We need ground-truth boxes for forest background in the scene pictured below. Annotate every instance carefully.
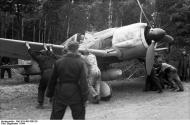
[0,0,190,78]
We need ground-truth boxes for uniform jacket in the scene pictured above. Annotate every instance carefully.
[28,49,59,72]
[46,52,89,104]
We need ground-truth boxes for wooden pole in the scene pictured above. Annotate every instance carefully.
[21,18,24,40]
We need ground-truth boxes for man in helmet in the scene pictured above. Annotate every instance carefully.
[25,42,59,109]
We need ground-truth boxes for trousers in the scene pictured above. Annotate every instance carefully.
[38,69,52,104]
[50,99,86,120]
[1,68,11,79]
[88,70,101,98]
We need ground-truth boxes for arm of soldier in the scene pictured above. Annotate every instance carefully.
[46,44,61,59]
[46,63,58,98]
[79,61,89,104]
[49,44,53,52]
[43,43,48,50]
[25,42,40,62]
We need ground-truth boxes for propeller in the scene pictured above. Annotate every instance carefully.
[146,40,155,75]
[161,35,174,53]
[145,28,174,75]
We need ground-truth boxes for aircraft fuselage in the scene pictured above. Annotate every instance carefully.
[112,23,148,60]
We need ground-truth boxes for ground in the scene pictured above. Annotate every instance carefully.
[0,73,190,120]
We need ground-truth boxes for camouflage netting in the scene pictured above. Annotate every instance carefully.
[110,59,146,79]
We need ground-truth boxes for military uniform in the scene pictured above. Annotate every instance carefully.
[28,49,59,106]
[178,53,189,81]
[162,63,184,91]
[82,53,101,103]
[145,63,163,93]
[0,57,12,79]
[151,63,163,92]
[46,52,89,120]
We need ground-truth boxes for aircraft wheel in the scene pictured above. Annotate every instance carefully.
[100,81,112,101]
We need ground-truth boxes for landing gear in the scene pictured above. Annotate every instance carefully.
[100,81,112,101]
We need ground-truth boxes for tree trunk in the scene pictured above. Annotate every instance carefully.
[39,19,41,42]
[108,0,113,28]
[33,24,36,42]
[44,15,47,42]
[21,18,24,40]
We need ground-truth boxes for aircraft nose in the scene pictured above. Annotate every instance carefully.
[149,28,166,41]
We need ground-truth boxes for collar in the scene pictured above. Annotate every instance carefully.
[65,52,81,58]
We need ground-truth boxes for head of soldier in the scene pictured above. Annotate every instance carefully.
[40,49,47,55]
[67,40,79,53]
[77,33,85,44]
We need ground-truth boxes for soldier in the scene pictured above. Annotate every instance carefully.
[178,49,189,81]
[46,41,89,120]
[144,55,163,93]
[25,42,59,109]
[0,56,12,79]
[161,63,184,92]
[82,52,101,104]
[154,55,184,92]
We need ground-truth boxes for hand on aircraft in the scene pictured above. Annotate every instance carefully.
[25,41,30,49]
[49,44,53,52]
[43,43,48,50]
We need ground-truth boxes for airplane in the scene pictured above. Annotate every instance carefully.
[0,23,173,84]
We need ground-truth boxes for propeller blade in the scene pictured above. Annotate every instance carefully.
[154,43,158,49]
[155,47,168,51]
[146,41,155,75]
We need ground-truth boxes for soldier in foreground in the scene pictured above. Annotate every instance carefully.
[46,41,89,120]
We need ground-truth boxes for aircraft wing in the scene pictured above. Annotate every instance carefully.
[0,64,32,69]
[0,38,65,60]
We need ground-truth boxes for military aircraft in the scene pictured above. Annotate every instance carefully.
[0,23,173,83]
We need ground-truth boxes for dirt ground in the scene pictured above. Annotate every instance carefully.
[0,74,190,120]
